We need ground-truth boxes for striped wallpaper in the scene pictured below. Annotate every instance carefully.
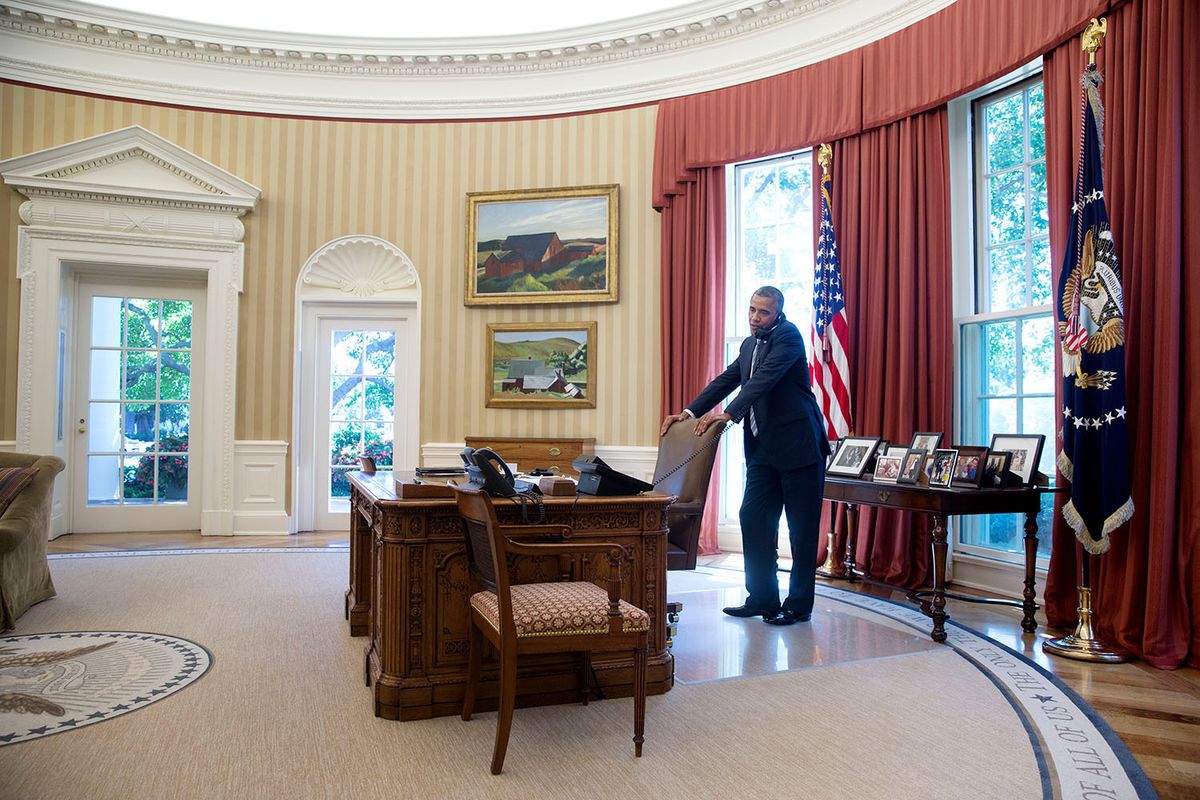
[0,83,663,451]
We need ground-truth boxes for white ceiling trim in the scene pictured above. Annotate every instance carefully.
[0,0,957,119]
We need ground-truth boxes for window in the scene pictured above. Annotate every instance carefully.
[958,75,1055,561]
[722,152,815,524]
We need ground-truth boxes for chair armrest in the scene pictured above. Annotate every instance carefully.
[669,502,704,517]
[496,524,573,539]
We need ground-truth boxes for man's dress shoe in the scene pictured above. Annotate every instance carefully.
[722,604,778,618]
[763,609,812,626]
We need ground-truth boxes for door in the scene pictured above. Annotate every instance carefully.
[313,319,408,531]
[72,281,205,532]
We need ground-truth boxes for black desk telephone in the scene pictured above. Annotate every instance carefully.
[460,447,544,522]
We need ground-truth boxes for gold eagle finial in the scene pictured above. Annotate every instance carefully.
[817,143,832,172]
[1082,17,1107,64]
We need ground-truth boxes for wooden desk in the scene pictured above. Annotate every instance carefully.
[347,471,675,721]
[823,476,1063,643]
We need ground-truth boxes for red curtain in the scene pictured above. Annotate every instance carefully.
[1042,0,1199,669]
[816,110,954,587]
[658,166,726,555]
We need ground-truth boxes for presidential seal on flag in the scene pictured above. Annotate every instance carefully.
[1056,62,1134,554]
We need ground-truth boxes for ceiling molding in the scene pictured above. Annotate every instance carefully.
[0,0,956,119]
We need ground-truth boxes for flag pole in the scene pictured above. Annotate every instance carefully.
[1042,17,1132,664]
[814,143,841,578]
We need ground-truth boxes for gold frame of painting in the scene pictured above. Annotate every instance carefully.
[485,321,598,409]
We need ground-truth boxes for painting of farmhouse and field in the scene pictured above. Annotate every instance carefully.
[486,322,596,408]
[466,185,618,305]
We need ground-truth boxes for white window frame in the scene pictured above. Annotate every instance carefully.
[949,59,1055,597]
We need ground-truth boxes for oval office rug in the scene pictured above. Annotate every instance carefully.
[0,631,211,746]
[0,550,1158,800]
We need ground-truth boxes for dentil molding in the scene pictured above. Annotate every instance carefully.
[0,0,956,119]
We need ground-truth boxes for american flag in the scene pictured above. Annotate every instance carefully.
[810,148,853,439]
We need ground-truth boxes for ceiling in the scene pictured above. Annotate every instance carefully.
[79,0,719,39]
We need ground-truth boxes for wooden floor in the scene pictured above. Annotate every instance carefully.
[45,532,1199,799]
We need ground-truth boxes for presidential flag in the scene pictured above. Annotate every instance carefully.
[810,144,853,440]
[1056,64,1133,554]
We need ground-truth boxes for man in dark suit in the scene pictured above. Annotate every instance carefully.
[660,286,830,625]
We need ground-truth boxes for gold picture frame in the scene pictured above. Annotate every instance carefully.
[465,184,619,306]
[486,322,597,409]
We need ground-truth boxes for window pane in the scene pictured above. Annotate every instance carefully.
[364,377,395,421]
[331,330,365,375]
[741,166,778,226]
[1022,396,1056,475]
[157,455,188,502]
[125,298,161,348]
[1021,316,1055,394]
[87,456,120,504]
[1030,237,1052,306]
[986,93,1025,172]
[122,454,155,503]
[988,243,1028,312]
[988,170,1026,244]
[776,222,809,280]
[330,422,363,465]
[124,351,157,400]
[123,403,156,452]
[985,321,1017,395]
[780,162,811,218]
[986,398,1017,441]
[330,377,363,420]
[331,467,352,499]
[363,423,394,467]
[88,402,122,452]
[160,353,191,401]
[159,404,190,452]
[91,297,123,347]
[161,300,193,349]
[1028,84,1045,161]
[742,226,776,282]
[1030,161,1048,236]
[90,350,122,401]
[361,331,396,375]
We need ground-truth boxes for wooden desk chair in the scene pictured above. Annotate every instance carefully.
[451,485,650,775]
[654,418,723,570]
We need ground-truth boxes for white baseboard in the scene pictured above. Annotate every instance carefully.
[948,552,1047,600]
[231,440,289,536]
[0,440,16,452]
[717,523,794,559]
[421,441,660,481]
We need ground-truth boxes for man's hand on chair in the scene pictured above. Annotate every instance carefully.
[659,412,690,437]
[693,411,731,436]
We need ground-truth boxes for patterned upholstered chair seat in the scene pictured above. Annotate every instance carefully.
[471,582,651,638]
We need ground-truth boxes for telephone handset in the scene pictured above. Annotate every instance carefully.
[460,447,544,522]
[754,310,786,340]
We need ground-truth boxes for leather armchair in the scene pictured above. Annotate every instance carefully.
[653,420,723,570]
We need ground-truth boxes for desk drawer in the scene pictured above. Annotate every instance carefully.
[465,436,595,476]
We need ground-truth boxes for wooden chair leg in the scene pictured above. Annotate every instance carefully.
[633,637,647,757]
[462,624,483,721]
[491,646,518,775]
[577,651,591,705]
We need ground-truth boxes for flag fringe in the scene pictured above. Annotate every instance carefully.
[1062,495,1134,555]
[1057,450,1074,482]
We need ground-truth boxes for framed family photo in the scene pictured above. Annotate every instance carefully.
[989,433,1046,487]
[873,453,903,483]
[983,451,1012,488]
[827,436,881,477]
[465,184,619,306]
[951,445,989,488]
[485,322,596,409]
[928,449,958,488]
[897,448,927,484]
[910,431,943,453]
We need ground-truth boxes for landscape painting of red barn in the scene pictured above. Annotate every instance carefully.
[486,322,597,408]
[466,185,618,305]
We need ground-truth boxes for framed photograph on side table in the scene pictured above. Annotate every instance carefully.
[827,437,882,478]
[910,431,943,453]
[928,449,958,488]
[989,434,1046,487]
[897,448,927,484]
[983,451,1012,488]
[873,453,903,482]
[950,445,989,488]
